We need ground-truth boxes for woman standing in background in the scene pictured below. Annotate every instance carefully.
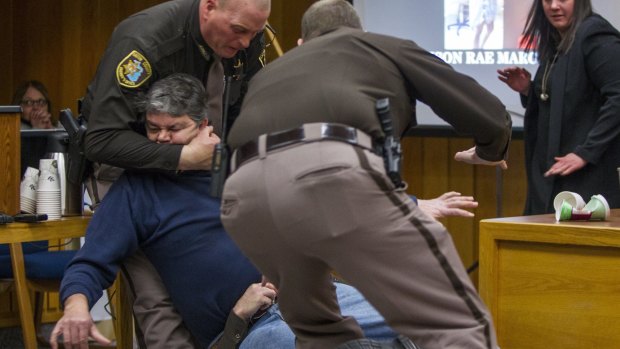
[498,0,620,214]
[12,80,55,129]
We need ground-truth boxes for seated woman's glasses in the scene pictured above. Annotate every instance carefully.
[21,99,48,107]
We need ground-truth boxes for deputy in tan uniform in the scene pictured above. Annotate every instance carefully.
[221,1,510,348]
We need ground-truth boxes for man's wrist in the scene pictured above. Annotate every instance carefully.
[232,303,255,321]
[63,293,89,312]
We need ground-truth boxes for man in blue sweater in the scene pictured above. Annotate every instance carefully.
[51,74,261,348]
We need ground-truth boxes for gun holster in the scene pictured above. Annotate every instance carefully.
[382,136,405,189]
[59,109,91,185]
[209,143,230,198]
[375,98,405,189]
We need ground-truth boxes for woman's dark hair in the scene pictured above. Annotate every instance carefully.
[521,0,593,61]
[11,80,52,113]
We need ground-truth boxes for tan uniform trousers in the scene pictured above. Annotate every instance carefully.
[221,140,498,349]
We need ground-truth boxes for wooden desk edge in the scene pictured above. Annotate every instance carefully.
[0,216,92,244]
[479,218,620,248]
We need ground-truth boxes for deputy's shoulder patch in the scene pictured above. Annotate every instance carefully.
[116,50,152,88]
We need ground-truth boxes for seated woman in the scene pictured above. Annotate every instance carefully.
[12,80,55,129]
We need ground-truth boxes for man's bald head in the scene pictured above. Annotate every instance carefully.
[219,0,271,12]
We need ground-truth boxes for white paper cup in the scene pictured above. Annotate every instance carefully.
[37,171,60,191]
[584,194,610,221]
[39,159,59,175]
[20,178,38,201]
[553,191,586,212]
[24,166,40,180]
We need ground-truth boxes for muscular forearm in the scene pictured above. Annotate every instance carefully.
[85,129,182,170]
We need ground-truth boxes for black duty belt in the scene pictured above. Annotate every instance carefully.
[231,123,376,172]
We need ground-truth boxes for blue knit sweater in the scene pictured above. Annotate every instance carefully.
[60,171,260,347]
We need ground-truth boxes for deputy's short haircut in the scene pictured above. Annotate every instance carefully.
[301,0,362,41]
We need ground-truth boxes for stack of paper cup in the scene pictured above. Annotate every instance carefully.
[20,167,39,214]
[36,159,61,220]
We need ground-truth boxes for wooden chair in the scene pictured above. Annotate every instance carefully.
[0,241,77,347]
[0,237,133,349]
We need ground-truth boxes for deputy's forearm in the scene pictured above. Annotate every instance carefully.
[85,128,182,170]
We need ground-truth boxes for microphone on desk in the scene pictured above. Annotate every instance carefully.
[0,213,49,223]
[13,213,48,223]
[0,213,14,224]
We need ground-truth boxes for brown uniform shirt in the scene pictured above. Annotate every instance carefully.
[230,27,511,162]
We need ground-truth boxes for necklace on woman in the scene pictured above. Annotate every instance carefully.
[540,53,559,102]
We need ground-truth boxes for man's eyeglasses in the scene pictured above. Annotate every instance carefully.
[21,99,48,107]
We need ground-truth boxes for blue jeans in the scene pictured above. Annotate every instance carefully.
[240,282,398,349]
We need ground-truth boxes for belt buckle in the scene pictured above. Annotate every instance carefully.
[321,123,357,145]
